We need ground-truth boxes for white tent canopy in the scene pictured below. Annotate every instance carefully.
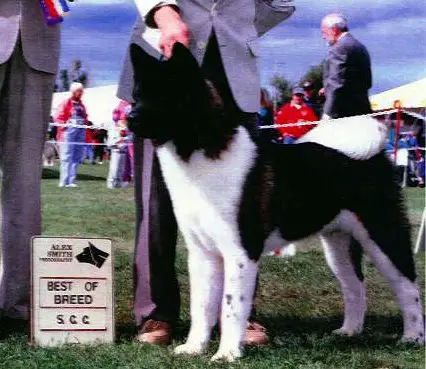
[51,84,121,127]
[53,79,426,124]
[370,78,426,111]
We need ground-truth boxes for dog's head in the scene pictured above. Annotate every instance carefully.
[128,43,236,160]
[128,43,211,140]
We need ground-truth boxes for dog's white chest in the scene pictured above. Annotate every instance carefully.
[156,127,257,253]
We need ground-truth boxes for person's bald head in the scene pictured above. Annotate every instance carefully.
[321,13,349,45]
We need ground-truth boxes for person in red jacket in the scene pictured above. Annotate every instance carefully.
[275,87,318,144]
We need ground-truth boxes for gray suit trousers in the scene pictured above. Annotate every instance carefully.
[0,40,55,319]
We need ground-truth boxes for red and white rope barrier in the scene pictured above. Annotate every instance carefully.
[258,109,398,130]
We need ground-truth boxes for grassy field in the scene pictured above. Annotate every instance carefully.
[0,164,425,369]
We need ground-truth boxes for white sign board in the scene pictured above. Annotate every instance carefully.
[31,237,114,346]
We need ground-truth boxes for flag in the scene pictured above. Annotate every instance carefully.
[39,0,71,26]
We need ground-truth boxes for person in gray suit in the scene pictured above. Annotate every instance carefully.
[117,0,295,345]
[320,13,372,304]
[0,1,60,327]
[321,13,372,119]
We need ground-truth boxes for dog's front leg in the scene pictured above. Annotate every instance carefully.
[174,246,223,356]
[211,251,258,362]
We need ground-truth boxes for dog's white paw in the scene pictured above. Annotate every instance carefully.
[400,333,425,345]
[210,348,242,363]
[332,327,361,337]
[174,342,206,356]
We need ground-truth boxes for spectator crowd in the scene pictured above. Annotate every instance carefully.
[43,12,425,192]
[50,83,134,189]
[46,75,425,191]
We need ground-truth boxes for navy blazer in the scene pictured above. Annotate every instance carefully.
[323,33,372,118]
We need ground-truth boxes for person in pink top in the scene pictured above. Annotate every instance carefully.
[108,100,132,188]
[114,100,134,185]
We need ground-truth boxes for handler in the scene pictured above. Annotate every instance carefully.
[0,1,60,328]
[118,0,295,345]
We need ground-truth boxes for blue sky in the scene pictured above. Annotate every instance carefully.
[60,0,426,94]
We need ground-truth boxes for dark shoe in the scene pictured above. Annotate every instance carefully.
[244,321,269,346]
[136,319,171,345]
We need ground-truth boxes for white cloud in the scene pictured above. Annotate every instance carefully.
[289,0,424,19]
[360,16,426,36]
[255,12,426,93]
[60,0,426,93]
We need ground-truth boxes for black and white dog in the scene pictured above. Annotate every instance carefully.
[128,43,424,362]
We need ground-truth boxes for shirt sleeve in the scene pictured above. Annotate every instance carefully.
[54,99,71,124]
[305,106,318,122]
[133,1,179,28]
[254,0,295,36]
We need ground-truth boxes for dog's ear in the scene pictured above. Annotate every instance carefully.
[169,43,209,96]
[169,43,201,75]
[130,43,162,78]
[170,42,198,66]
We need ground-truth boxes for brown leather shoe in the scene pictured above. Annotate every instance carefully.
[136,319,171,345]
[244,321,270,346]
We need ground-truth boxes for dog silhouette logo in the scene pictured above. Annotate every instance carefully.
[76,242,109,268]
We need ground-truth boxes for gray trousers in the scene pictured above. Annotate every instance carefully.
[133,114,258,326]
[132,33,259,326]
[0,40,55,319]
[107,148,127,188]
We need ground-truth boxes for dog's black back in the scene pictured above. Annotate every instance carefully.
[239,141,415,281]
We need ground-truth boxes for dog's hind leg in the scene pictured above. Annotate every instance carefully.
[211,250,258,362]
[320,232,367,336]
[174,247,223,356]
[348,211,425,344]
[358,239,424,344]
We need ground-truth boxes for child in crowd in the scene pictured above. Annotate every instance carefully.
[107,100,132,189]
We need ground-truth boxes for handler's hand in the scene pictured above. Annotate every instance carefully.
[153,6,190,58]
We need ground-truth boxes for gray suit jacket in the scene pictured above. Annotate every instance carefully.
[323,33,372,118]
[118,0,295,112]
[0,0,60,74]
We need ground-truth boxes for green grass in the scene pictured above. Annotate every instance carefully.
[1,164,425,369]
